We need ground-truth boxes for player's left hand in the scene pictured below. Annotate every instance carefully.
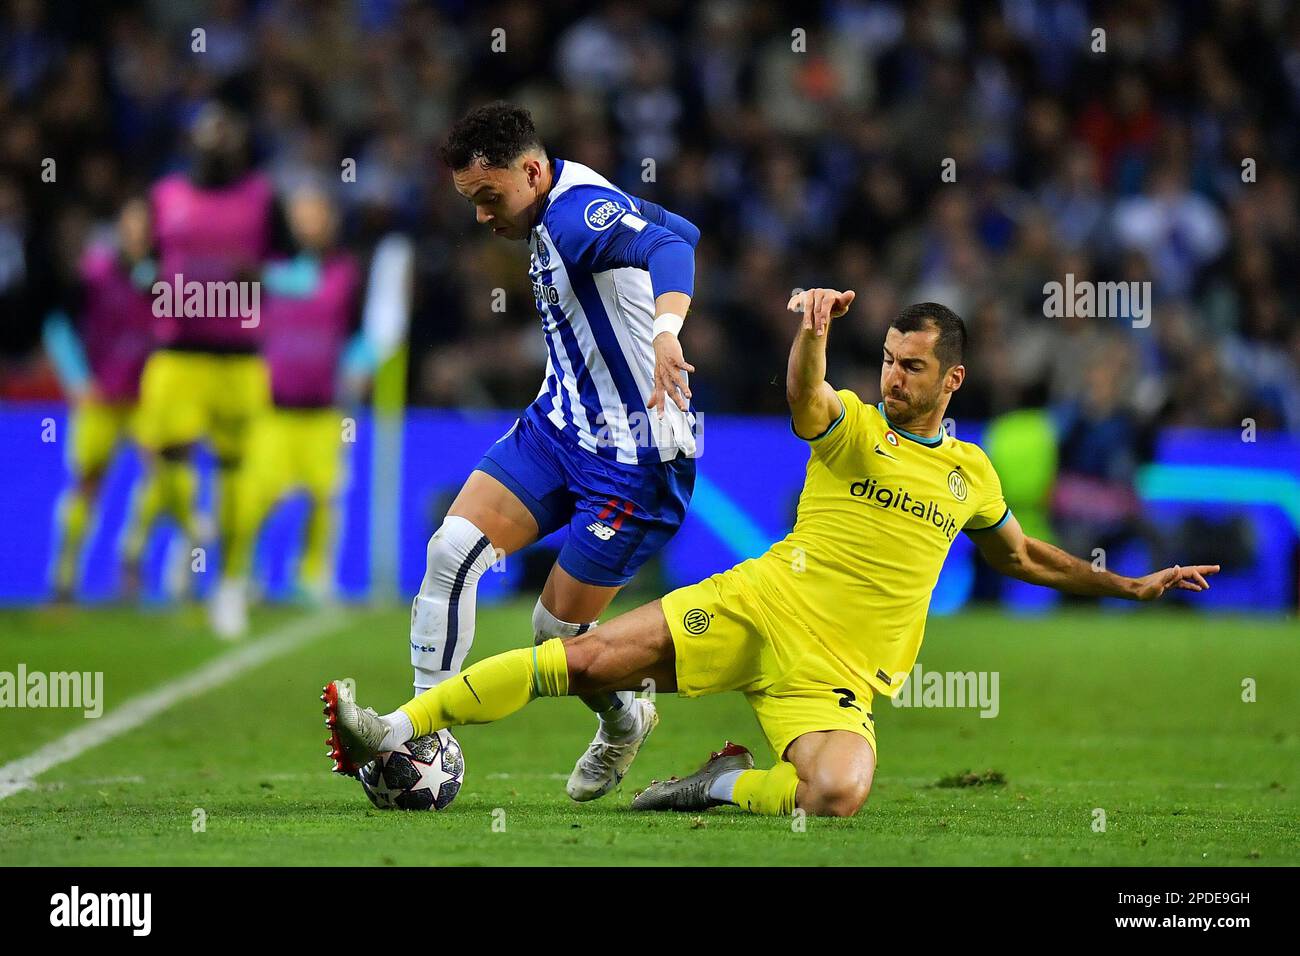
[1130,564,1221,600]
[649,332,695,417]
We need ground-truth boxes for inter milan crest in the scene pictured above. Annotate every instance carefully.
[683,608,711,634]
[947,469,968,501]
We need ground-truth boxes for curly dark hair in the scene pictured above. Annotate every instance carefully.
[438,101,544,170]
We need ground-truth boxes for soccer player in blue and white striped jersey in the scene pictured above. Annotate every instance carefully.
[397,102,701,801]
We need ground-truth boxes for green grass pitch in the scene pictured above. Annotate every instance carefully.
[1,599,1296,866]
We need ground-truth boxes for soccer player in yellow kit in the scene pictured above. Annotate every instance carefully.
[322,288,1219,817]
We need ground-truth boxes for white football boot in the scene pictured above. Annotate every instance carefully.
[566,698,659,802]
[321,679,386,777]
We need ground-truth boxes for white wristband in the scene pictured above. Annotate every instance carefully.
[652,312,685,340]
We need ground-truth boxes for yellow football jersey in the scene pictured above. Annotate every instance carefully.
[749,388,1010,698]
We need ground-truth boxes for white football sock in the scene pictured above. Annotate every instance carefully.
[594,693,640,738]
[379,709,414,752]
[707,768,744,804]
[410,516,497,694]
[531,599,639,738]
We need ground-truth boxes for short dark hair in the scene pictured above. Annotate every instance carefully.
[439,101,544,170]
[891,302,967,369]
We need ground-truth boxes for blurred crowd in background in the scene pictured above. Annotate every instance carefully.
[2,0,1298,447]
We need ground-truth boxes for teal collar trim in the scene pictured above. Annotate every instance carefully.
[877,403,944,447]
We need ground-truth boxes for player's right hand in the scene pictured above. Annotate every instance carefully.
[787,288,856,336]
[1130,563,1221,600]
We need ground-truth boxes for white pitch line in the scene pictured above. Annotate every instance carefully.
[0,610,347,800]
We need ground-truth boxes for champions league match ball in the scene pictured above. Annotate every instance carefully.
[358,730,465,811]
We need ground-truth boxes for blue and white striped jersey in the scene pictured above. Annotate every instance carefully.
[527,159,700,465]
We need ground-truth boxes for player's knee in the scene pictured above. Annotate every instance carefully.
[423,516,488,575]
[424,528,450,571]
[803,769,872,817]
[811,784,870,818]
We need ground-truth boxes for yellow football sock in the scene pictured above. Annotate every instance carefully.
[298,493,334,590]
[223,471,264,581]
[158,457,199,540]
[732,762,800,816]
[123,466,166,563]
[215,462,240,560]
[53,488,91,592]
[400,637,570,737]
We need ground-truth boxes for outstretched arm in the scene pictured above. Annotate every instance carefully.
[786,287,856,439]
[969,511,1219,600]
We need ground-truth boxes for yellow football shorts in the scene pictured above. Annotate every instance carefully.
[69,399,136,477]
[242,407,344,505]
[662,559,877,761]
[136,350,271,460]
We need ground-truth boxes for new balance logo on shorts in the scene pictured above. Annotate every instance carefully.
[589,498,634,539]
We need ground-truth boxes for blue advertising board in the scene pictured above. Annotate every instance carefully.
[0,406,1293,612]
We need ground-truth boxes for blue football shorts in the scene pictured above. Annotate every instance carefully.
[475,409,696,587]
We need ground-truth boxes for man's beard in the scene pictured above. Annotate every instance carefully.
[888,390,940,428]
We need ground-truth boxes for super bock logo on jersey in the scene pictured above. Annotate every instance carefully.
[584,198,625,231]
